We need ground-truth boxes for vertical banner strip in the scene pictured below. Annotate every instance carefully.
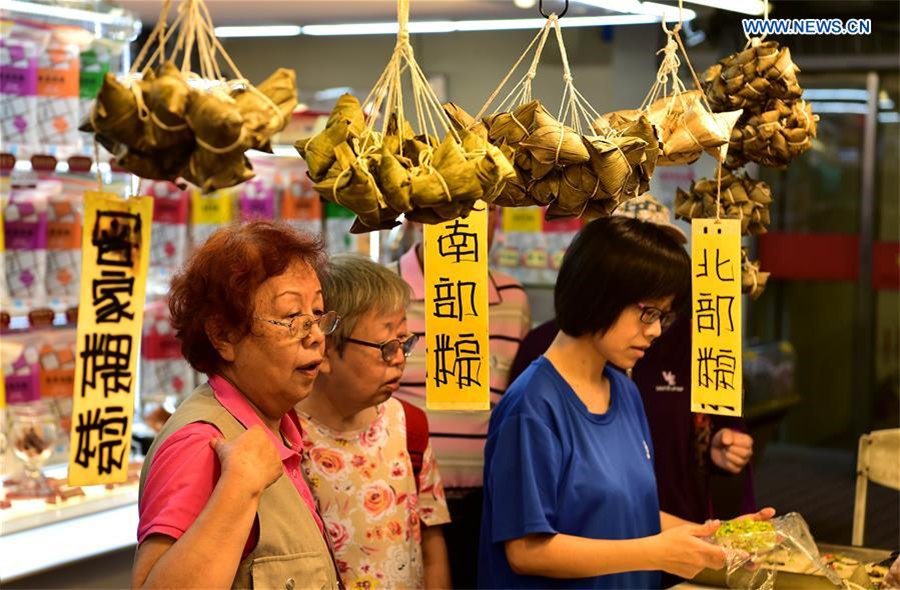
[690,218,743,417]
[68,192,153,485]
[424,206,490,411]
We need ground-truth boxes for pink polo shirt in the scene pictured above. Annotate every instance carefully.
[138,375,325,557]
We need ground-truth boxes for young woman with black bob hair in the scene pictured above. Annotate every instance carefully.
[478,216,773,589]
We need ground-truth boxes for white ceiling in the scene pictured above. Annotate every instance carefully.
[118,0,618,27]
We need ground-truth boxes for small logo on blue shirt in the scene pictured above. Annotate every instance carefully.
[643,440,651,460]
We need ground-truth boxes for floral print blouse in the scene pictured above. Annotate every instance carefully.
[297,398,451,590]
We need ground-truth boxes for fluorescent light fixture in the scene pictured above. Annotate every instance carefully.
[803,89,871,101]
[215,25,302,38]
[514,0,538,8]
[0,0,137,26]
[808,101,869,115]
[878,112,900,124]
[301,12,694,37]
[680,0,765,16]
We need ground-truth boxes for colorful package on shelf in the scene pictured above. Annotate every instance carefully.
[324,201,362,256]
[239,177,276,222]
[279,165,323,237]
[146,181,190,299]
[190,187,235,249]
[36,40,81,151]
[3,186,49,314]
[45,179,86,312]
[140,300,194,432]
[0,34,41,151]
[37,326,76,400]
[1,329,41,404]
[78,45,110,123]
[493,207,581,286]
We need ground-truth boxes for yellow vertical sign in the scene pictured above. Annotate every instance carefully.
[68,192,153,485]
[424,206,490,411]
[691,218,743,417]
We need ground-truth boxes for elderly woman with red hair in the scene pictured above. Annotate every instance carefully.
[133,221,342,589]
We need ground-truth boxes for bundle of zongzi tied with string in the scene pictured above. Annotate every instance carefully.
[741,247,770,300]
[702,40,818,170]
[638,90,742,166]
[475,99,655,218]
[674,171,773,236]
[296,94,516,232]
[81,62,297,190]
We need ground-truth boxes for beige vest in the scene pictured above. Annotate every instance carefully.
[139,383,341,590]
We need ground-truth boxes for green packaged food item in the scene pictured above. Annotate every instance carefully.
[715,519,778,554]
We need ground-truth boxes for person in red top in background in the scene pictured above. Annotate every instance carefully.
[509,197,756,587]
[390,204,531,589]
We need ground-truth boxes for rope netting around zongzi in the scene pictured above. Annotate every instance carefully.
[296,0,516,233]
[81,0,297,192]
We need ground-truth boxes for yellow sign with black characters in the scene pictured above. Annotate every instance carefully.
[68,192,153,485]
[423,205,490,411]
[690,218,743,417]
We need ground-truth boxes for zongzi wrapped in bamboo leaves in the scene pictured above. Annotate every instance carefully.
[115,143,188,182]
[530,158,555,181]
[443,102,480,133]
[378,147,413,213]
[331,142,385,225]
[80,72,147,148]
[558,164,598,211]
[234,68,298,149]
[472,142,517,202]
[183,149,255,193]
[545,199,583,221]
[404,135,439,166]
[514,149,533,173]
[584,137,631,198]
[187,90,245,155]
[403,207,445,224]
[145,61,191,125]
[485,100,545,146]
[492,174,529,207]
[296,118,352,181]
[433,197,479,221]
[349,210,401,234]
[528,170,560,205]
[328,93,367,138]
[522,111,590,166]
[430,133,483,202]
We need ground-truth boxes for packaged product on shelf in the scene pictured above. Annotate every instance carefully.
[36,38,81,151]
[46,179,87,312]
[1,329,41,404]
[140,300,194,432]
[36,326,76,459]
[0,33,41,151]
[324,201,361,256]
[190,187,234,248]
[239,177,276,222]
[145,181,190,299]
[78,43,112,146]
[493,207,580,286]
[4,185,49,314]
[279,165,323,237]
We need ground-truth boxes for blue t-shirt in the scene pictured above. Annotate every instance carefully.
[478,357,662,589]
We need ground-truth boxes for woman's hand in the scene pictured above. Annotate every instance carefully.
[732,507,777,522]
[711,428,754,474]
[210,425,283,498]
[649,521,727,579]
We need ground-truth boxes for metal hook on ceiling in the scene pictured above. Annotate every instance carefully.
[539,0,568,19]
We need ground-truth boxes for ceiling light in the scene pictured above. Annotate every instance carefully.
[214,25,302,38]
[0,0,137,26]
[680,0,765,16]
[514,0,538,8]
[301,11,695,37]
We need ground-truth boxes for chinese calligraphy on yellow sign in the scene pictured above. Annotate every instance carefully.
[68,192,153,485]
[424,206,490,411]
[691,218,742,417]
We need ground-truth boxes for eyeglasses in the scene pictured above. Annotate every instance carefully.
[637,303,677,332]
[256,310,341,340]
[345,333,419,363]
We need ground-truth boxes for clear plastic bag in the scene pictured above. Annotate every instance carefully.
[710,512,843,590]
